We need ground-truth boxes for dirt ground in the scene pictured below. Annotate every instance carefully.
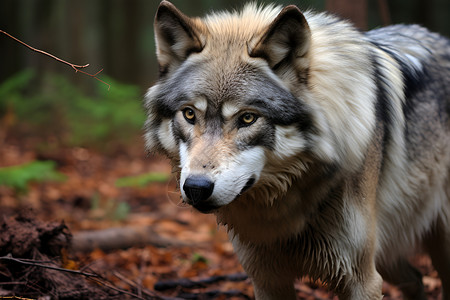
[0,141,443,299]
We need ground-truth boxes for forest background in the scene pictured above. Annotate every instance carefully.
[1,0,450,149]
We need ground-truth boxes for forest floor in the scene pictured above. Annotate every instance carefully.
[0,139,443,300]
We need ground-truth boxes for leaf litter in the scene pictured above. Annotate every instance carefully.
[0,143,443,299]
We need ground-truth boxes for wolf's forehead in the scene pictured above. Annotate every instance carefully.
[188,59,262,103]
[221,102,240,119]
[199,4,282,54]
[202,3,280,40]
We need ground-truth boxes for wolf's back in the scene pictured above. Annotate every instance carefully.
[365,24,450,151]
[366,24,450,111]
[364,24,450,266]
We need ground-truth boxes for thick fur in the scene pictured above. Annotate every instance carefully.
[144,1,450,299]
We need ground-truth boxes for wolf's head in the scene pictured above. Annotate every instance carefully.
[144,1,376,213]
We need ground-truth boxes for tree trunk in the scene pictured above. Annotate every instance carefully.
[326,0,368,30]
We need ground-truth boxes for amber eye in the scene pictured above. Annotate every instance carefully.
[183,108,196,124]
[239,113,258,127]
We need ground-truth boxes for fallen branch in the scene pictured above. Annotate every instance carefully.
[0,254,174,300]
[177,290,251,299]
[0,29,110,90]
[154,273,248,291]
[72,226,190,253]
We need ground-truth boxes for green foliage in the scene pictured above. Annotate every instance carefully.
[0,70,145,150]
[0,160,66,193]
[67,75,145,147]
[115,172,170,188]
[113,201,131,220]
[191,252,208,264]
[0,69,35,102]
[90,194,131,221]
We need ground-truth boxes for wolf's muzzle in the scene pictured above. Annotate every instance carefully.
[183,175,217,212]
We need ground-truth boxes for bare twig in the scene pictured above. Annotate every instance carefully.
[0,281,28,285]
[0,255,155,300]
[97,274,186,300]
[0,29,110,90]
[178,290,251,299]
[112,270,163,300]
[0,255,99,278]
[0,257,191,300]
[88,277,147,300]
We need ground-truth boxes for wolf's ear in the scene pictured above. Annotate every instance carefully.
[249,5,311,70]
[154,1,204,77]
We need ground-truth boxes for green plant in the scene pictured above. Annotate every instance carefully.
[90,194,131,221]
[0,69,35,104]
[191,252,208,264]
[115,172,170,188]
[0,70,146,150]
[113,201,131,221]
[0,160,66,193]
[66,75,146,148]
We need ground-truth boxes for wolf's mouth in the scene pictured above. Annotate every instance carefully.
[240,177,256,194]
[192,201,221,214]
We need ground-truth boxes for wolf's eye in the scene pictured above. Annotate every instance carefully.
[239,113,258,127]
[183,108,196,124]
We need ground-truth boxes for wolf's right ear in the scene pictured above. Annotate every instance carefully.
[249,5,311,71]
[154,1,204,77]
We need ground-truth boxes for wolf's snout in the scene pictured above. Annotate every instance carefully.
[183,175,214,205]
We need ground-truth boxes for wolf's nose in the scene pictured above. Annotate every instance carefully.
[183,176,214,204]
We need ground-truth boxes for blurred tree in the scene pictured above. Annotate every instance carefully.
[0,0,449,90]
[326,0,368,29]
[377,0,391,26]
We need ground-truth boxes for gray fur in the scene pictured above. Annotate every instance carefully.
[144,2,450,299]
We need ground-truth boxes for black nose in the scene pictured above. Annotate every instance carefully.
[183,176,214,204]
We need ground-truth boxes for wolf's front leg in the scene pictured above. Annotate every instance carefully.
[253,281,297,300]
[337,264,383,300]
[252,269,383,300]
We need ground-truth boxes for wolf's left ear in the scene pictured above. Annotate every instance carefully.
[154,1,204,77]
[249,5,311,70]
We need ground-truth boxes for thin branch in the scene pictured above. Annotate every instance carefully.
[0,255,171,300]
[87,277,148,300]
[89,273,183,300]
[112,271,159,299]
[0,255,99,278]
[0,281,28,285]
[0,29,110,90]
[0,29,88,69]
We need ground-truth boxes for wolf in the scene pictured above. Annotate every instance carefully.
[144,1,450,299]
